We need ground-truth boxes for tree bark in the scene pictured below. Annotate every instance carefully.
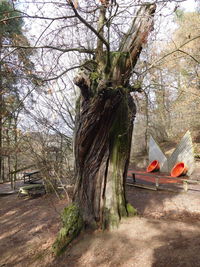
[53,3,156,255]
[72,3,156,229]
[0,44,3,182]
[73,87,136,228]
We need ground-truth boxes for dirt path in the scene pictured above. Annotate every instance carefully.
[0,193,67,267]
[126,186,200,221]
[53,217,200,267]
[0,185,200,267]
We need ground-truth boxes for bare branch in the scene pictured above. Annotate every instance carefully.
[68,1,110,51]
[143,35,200,74]
[2,45,94,54]
[42,65,84,82]
[0,14,76,24]
[112,3,156,85]
[178,49,199,64]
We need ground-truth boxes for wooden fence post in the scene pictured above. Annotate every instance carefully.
[183,180,188,192]
[155,177,159,189]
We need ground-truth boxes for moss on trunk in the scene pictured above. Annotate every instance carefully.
[126,203,137,216]
[52,203,83,256]
[102,90,133,229]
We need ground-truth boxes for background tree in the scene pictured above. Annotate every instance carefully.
[0,0,34,182]
[131,7,200,162]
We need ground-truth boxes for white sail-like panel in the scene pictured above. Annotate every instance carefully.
[149,136,168,172]
[168,131,195,176]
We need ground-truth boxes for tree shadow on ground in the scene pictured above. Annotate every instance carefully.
[50,216,200,267]
[1,178,200,267]
[49,228,139,267]
[0,193,66,267]
[149,219,200,267]
[1,186,200,267]
[126,165,183,219]
[126,181,200,221]
[126,184,183,219]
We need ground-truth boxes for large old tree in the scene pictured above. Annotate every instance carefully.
[53,0,156,254]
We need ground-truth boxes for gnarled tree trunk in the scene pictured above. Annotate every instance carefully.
[53,3,156,255]
[73,3,156,230]
[73,86,136,229]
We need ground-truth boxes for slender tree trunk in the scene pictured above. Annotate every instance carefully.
[13,116,18,186]
[8,156,11,181]
[0,44,3,182]
[5,127,11,182]
[2,156,5,181]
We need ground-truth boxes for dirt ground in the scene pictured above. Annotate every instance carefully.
[1,183,200,267]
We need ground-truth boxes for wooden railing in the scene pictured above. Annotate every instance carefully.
[127,171,200,192]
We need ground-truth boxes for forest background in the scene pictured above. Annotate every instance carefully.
[0,0,199,189]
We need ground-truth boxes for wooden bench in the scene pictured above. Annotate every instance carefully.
[23,171,41,184]
[128,170,200,192]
